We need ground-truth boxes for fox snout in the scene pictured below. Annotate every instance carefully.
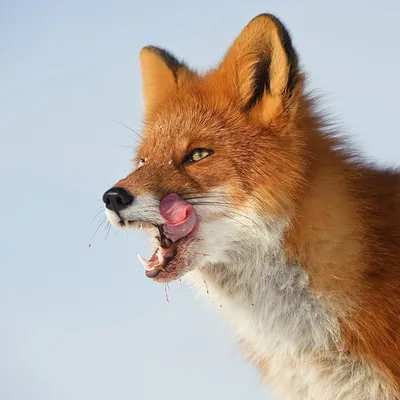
[103,187,134,215]
[103,186,203,282]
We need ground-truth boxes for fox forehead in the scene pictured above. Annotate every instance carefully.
[137,92,282,176]
[138,94,239,161]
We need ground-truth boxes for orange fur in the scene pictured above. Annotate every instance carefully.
[110,14,400,397]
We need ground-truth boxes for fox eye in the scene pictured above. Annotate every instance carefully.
[183,148,213,164]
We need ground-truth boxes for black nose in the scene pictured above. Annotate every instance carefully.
[103,187,134,212]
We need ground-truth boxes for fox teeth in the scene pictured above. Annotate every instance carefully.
[137,254,155,271]
[157,247,166,265]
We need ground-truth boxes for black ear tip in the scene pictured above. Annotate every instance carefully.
[253,13,285,25]
[141,46,192,81]
[265,15,296,54]
[249,14,296,58]
[260,13,299,93]
[142,46,184,72]
[252,13,290,33]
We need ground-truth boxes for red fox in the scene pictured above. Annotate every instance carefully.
[103,14,400,399]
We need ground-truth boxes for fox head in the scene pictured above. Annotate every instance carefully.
[103,14,311,283]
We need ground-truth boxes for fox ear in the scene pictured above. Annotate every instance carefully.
[140,46,195,111]
[219,14,301,124]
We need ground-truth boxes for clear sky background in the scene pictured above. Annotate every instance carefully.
[1,1,400,399]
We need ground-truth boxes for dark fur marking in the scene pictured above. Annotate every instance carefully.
[143,46,188,83]
[245,57,271,111]
[266,14,299,95]
[244,14,299,111]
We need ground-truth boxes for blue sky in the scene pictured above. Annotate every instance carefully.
[1,1,400,399]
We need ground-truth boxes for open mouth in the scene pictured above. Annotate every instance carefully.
[136,222,198,281]
[132,193,199,282]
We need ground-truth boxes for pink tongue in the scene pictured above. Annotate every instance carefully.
[160,193,198,242]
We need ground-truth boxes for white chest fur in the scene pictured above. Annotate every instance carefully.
[186,220,393,399]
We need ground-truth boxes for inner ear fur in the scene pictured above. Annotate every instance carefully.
[218,14,302,125]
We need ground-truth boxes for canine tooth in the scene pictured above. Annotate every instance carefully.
[137,254,148,266]
[137,254,154,271]
[157,248,166,265]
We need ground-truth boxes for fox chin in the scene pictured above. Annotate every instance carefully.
[103,14,400,400]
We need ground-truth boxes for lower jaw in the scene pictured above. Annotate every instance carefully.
[150,264,186,283]
[146,233,199,283]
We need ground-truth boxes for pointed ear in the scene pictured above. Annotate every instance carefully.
[140,46,195,111]
[219,14,302,125]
